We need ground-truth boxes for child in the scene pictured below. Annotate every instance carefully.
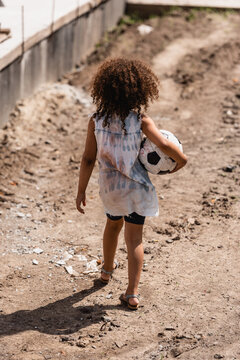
[76,58,187,310]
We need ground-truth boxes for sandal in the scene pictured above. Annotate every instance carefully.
[100,260,119,284]
[119,293,140,310]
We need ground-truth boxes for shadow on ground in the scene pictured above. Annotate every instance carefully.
[0,280,123,337]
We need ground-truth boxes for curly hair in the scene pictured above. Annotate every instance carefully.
[90,57,159,133]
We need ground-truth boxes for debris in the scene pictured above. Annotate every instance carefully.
[17,204,28,208]
[9,181,18,186]
[64,265,79,277]
[166,239,173,244]
[144,247,152,254]
[101,315,111,322]
[62,251,73,262]
[76,340,89,347]
[56,260,66,266]
[75,254,87,261]
[16,212,25,218]
[106,292,113,299]
[24,169,34,176]
[83,259,99,274]
[171,348,181,358]
[221,165,236,172]
[32,259,39,265]
[214,355,224,359]
[165,326,175,331]
[137,24,153,36]
[33,248,43,254]
[187,217,195,225]
[114,340,126,349]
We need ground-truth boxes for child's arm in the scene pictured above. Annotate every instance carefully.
[76,118,97,214]
[141,114,187,173]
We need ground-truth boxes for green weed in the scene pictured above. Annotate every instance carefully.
[119,14,141,26]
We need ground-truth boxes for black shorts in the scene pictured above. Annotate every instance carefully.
[106,212,145,225]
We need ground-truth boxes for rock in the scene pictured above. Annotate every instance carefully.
[111,321,120,328]
[64,265,79,277]
[83,259,99,274]
[60,335,74,342]
[33,248,43,254]
[171,348,181,357]
[214,355,224,359]
[106,293,113,299]
[137,24,153,35]
[172,235,180,241]
[75,254,87,261]
[101,315,111,322]
[16,212,25,218]
[56,260,66,266]
[222,165,236,172]
[32,259,39,265]
[187,217,195,225]
[165,326,175,331]
[114,340,126,348]
[24,169,34,176]
[62,252,73,261]
[144,247,152,254]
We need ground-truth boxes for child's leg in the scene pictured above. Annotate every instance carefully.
[101,216,124,281]
[124,221,144,307]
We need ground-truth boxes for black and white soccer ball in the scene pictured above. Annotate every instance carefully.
[139,130,183,175]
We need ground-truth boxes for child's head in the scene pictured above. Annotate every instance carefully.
[91,57,159,130]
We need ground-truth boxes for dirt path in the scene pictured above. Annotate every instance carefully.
[0,9,240,360]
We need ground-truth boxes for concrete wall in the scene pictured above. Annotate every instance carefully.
[0,0,126,126]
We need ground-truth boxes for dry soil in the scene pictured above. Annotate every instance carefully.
[0,9,240,360]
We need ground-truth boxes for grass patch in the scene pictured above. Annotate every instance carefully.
[119,14,142,26]
[185,7,239,21]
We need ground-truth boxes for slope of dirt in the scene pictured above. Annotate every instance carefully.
[0,10,240,360]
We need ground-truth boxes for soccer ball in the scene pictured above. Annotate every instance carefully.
[138,130,183,175]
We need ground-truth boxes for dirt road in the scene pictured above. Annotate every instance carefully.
[0,9,240,360]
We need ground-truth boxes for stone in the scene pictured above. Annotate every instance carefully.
[33,248,43,254]
[101,315,111,322]
[16,212,25,218]
[64,265,79,277]
[214,355,224,359]
[137,24,153,35]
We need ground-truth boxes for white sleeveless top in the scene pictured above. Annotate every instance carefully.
[94,112,159,217]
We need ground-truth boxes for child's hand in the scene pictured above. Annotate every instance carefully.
[76,193,86,214]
